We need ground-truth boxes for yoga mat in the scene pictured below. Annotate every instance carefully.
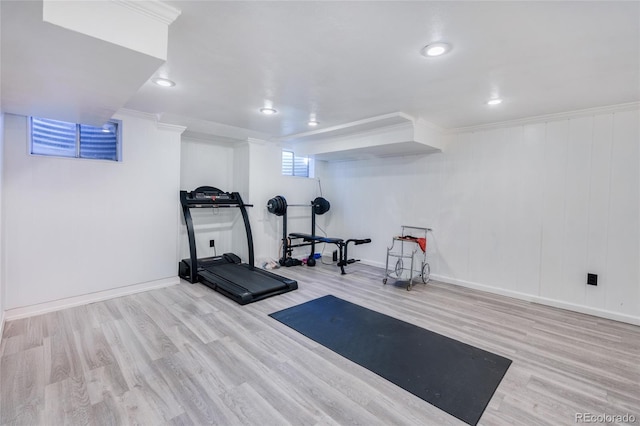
[270,295,511,425]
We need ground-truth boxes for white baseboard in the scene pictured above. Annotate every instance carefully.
[0,309,5,341]
[361,259,385,269]
[359,259,640,326]
[430,274,640,327]
[3,277,179,322]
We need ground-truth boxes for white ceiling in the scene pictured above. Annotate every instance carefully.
[2,1,639,140]
[0,0,166,126]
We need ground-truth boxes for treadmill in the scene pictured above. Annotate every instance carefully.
[178,186,297,305]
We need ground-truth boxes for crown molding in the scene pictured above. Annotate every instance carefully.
[247,137,269,146]
[113,108,184,133]
[113,108,158,121]
[157,122,186,134]
[181,131,244,146]
[109,0,182,26]
[451,102,640,134]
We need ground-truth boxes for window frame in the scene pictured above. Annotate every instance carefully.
[282,149,313,178]
[29,116,122,162]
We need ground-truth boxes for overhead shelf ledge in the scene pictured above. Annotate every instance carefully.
[280,112,447,162]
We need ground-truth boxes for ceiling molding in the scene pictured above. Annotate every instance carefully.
[114,108,159,122]
[451,102,640,134]
[109,0,182,26]
[247,137,269,146]
[114,108,184,133]
[157,113,271,142]
[181,131,244,146]
[157,122,186,134]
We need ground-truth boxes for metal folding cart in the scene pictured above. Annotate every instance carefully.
[383,225,432,290]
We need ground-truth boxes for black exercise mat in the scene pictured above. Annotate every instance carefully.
[269,295,511,425]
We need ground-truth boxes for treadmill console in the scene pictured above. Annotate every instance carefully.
[193,191,233,201]
[181,186,241,206]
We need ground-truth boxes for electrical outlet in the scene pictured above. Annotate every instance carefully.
[587,273,598,286]
[209,239,215,247]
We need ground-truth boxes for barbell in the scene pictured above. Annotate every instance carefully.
[267,195,330,216]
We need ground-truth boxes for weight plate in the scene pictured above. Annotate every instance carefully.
[267,195,288,216]
[313,197,330,215]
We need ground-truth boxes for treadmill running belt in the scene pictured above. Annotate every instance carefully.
[205,263,287,294]
[198,263,297,304]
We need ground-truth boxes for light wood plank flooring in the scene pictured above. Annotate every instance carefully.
[1,262,639,425]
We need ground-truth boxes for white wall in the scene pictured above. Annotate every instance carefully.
[178,137,329,267]
[0,113,5,329]
[320,107,640,324]
[2,112,183,310]
[247,140,325,265]
[0,1,5,329]
[230,141,251,260]
[178,135,236,262]
[180,135,234,191]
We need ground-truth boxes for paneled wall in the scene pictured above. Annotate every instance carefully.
[2,112,183,310]
[320,108,639,323]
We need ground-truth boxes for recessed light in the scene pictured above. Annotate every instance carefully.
[308,120,319,127]
[421,42,451,57]
[151,77,175,87]
[260,107,278,115]
[487,98,503,106]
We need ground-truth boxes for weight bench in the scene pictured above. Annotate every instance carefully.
[289,233,372,274]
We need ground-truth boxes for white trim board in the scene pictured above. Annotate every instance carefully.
[359,259,640,326]
[0,311,5,343]
[2,276,179,323]
[451,102,640,134]
[430,274,640,327]
[111,0,182,26]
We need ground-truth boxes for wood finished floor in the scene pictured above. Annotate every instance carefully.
[1,262,639,425]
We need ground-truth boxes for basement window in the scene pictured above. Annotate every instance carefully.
[282,150,313,178]
[30,117,121,161]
